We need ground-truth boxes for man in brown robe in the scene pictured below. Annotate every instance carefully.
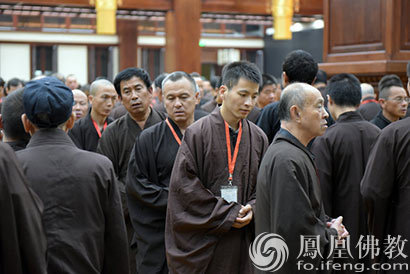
[311,74,381,272]
[165,61,269,274]
[361,117,410,273]
[256,83,348,274]
[0,142,47,274]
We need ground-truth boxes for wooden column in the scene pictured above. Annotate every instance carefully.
[320,0,410,87]
[117,19,138,70]
[165,0,201,73]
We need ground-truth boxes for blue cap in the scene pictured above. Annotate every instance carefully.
[23,76,74,128]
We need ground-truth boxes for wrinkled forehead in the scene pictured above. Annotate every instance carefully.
[163,78,196,95]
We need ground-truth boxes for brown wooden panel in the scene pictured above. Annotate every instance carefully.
[201,48,218,63]
[117,19,137,70]
[400,0,410,50]
[327,0,384,54]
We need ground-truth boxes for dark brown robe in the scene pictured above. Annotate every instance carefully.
[256,129,338,274]
[165,108,268,274]
[311,111,381,272]
[17,128,129,274]
[361,117,410,273]
[0,142,47,274]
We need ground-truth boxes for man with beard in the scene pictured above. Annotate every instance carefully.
[69,79,117,152]
[165,61,268,274]
[127,71,198,274]
[97,67,165,273]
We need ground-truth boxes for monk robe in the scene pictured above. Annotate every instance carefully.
[127,118,182,274]
[361,117,410,272]
[256,129,338,274]
[311,111,380,273]
[0,142,47,274]
[165,108,268,274]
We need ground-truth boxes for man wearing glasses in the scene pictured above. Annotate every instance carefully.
[371,74,409,129]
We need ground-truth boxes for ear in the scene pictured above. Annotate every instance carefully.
[148,86,153,94]
[379,98,386,108]
[88,95,93,104]
[63,113,76,132]
[327,95,333,106]
[282,72,289,87]
[289,105,301,122]
[194,91,199,105]
[219,85,228,101]
[21,114,35,136]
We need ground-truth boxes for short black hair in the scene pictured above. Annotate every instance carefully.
[326,73,361,107]
[0,77,5,88]
[154,73,168,90]
[1,87,30,141]
[113,67,151,97]
[259,73,278,92]
[221,61,262,90]
[316,70,327,84]
[282,50,318,84]
[210,76,221,90]
[162,71,197,93]
[378,74,403,99]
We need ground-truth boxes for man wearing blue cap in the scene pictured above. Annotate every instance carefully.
[16,76,129,274]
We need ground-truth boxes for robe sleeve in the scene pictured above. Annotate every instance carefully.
[126,135,169,211]
[360,131,394,241]
[311,136,334,216]
[0,144,47,274]
[167,134,242,236]
[268,158,337,261]
[102,165,129,274]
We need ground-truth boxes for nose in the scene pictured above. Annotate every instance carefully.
[174,97,182,108]
[244,96,253,107]
[131,89,139,100]
[322,107,329,119]
[73,103,80,110]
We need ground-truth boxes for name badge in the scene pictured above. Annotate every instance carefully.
[221,185,238,203]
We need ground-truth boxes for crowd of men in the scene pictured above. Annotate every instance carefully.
[0,50,409,274]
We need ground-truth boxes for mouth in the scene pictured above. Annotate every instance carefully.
[239,109,250,116]
[131,102,142,109]
[174,110,185,116]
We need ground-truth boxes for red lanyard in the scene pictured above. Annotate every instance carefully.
[91,119,107,138]
[166,118,181,145]
[224,120,242,184]
[361,99,378,105]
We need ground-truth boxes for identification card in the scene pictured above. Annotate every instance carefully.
[220,185,238,203]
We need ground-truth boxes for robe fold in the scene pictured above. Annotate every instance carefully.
[361,117,410,273]
[127,118,182,274]
[165,108,268,274]
[0,142,47,274]
[311,111,380,272]
[256,129,338,274]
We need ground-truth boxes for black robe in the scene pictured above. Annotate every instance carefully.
[257,101,335,143]
[17,128,129,274]
[310,111,381,272]
[361,117,410,273]
[358,100,381,121]
[127,118,182,274]
[68,112,113,152]
[370,110,391,130]
[256,129,338,274]
[0,142,47,274]
[201,99,217,113]
[97,108,165,273]
[165,108,268,274]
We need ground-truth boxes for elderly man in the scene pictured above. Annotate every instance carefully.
[65,74,79,90]
[311,74,380,273]
[97,67,165,273]
[72,89,89,121]
[69,79,117,152]
[257,50,334,143]
[361,117,410,272]
[127,71,199,274]
[166,61,268,274]
[357,83,381,121]
[0,88,30,151]
[0,142,47,274]
[17,76,129,274]
[256,83,348,274]
[371,74,408,129]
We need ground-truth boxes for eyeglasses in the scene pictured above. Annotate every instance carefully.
[388,97,410,103]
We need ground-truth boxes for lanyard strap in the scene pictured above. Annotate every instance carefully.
[361,99,378,105]
[91,118,107,138]
[166,118,181,145]
[224,120,243,184]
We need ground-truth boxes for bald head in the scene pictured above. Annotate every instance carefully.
[361,83,375,99]
[278,83,318,121]
[89,79,115,96]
